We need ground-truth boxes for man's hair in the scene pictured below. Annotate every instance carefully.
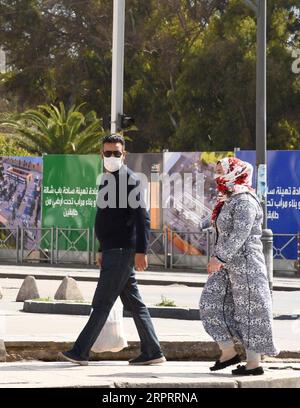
[102,134,125,148]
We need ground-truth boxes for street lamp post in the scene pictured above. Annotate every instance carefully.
[243,0,267,224]
[243,0,273,293]
[111,0,125,134]
[256,0,267,229]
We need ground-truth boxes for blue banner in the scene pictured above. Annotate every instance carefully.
[236,151,300,259]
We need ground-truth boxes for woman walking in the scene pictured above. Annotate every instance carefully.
[199,157,279,376]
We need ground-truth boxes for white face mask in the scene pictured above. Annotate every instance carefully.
[103,156,123,172]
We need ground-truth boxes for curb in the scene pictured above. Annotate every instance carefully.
[23,300,300,322]
[5,340,219,362]
[0,272,100,283]
[23,300,201,320]
[113,376,300,389]
[4,340,300,362]
[0,272,204,287]
[273,314,300,320]
[23,300,92,316]
[1,272,300,291]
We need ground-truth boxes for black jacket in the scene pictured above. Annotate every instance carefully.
[94,165,150,253]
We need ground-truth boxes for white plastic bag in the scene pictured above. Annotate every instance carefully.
[91,297,128,353]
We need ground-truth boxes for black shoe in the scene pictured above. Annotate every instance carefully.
[129,353,166,366]
[58,351,89,366]
[210,354,241,371]
[232,365,264,376]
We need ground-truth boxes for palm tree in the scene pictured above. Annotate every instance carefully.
[0,102,105,154]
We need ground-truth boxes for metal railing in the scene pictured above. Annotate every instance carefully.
[273,233,298,259]
[0,226,91,265]
[21,227,54,264]
[55,228,90,265]
[169,229,212,270]
[273,233,300,275]
[148,229,168,269]
[0,227,18,263]
[0,227,299,273]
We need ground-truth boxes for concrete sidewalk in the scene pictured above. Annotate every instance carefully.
[1,273,300,362]
[1,361,300,388]
[1,276,300,360]
[2,316,300,360]
[1,264,300,291]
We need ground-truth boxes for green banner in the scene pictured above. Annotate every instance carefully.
[42,155,102,250]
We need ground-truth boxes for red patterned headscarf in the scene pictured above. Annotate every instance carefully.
[212,157,255,222]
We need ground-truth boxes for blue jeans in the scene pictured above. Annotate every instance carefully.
[71,248,162,360]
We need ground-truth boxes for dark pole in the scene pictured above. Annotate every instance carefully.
[256,0,273,294]
[111,0,125,134]
[243,1,272,293]
[256,0,268,229]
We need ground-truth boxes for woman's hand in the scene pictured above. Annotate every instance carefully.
[135,253,148,272]
[207,257,224,274]
[96,252,102,267]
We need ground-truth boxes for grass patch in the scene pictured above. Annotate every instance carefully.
[32,297,87,303]
[33,297,53,302]
[155,295,176,307]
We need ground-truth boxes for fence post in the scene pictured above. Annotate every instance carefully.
[204,227,214,266]
[164,229,168,270]
[92,227,95,266]
[86,228,90,265]
[50,227,54,264]
[206,229,211,263]
[261,229,273,295]
[170,230,173,269]
[55,227,59,264]
[16,226,20,264]
[20,227,24,264]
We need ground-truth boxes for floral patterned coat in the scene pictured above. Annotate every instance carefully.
[199,192,279,356]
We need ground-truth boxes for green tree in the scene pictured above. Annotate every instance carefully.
[0,0,234,151]
[0,102,104,154]
[0,0,113,113]
[124,0,229,151]
[0,133,31,156]
[170,0,300,151]
[0,0,299,151]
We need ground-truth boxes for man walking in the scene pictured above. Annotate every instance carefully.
[59,134,166,366]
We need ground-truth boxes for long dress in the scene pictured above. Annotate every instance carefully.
[199,192,279,356]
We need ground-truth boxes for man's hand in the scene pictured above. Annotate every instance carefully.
[207,257,223,274]
[135,253,148,272]
[96,252,102,267]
